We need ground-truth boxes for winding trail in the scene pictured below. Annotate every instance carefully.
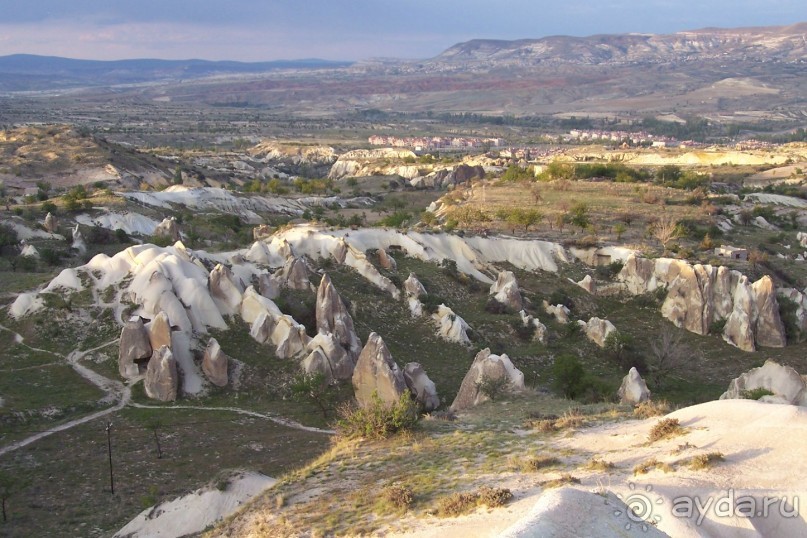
[0,322,332,458]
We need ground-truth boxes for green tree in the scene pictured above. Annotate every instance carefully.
[552,354,587,399]
[290,373,336,419]
[613,223,626,240]
[569,202,590,232]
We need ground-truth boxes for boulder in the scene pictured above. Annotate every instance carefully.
[617,367,651,405]
[377,249,397,271]
[403,362,440,412]
[351,332,407,408]
[208,264,244,316]
[433,304,471,345]
[543,301,570,324]
[451,348,525,411]
[43,212,58,233]
[576,275,596,294]
[154,217,181,242]
[519,310,547,343]
[332,238,348,264]
[720,360,807,405]
[580,317,617,348]
[490,271,522,311]
[118,318,152,378]
[71,224,86,255]
[147,311,173,351]
[316,274,362,359]
[303,332,355,382]
[202,337,229,387]
[20,244,39,258]
[144,346,179,401]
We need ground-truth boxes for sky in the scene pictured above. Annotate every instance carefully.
[0,0,805,62]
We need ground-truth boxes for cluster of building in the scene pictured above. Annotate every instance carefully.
[733,139,775,150]
[368,135,505,151]
[564,129,682,147]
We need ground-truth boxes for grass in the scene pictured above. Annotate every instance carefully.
[633,400,671,419]
[633,458,675,475]
[582,457,616,472]
[511,454,561,472]
[435,486,513,517]
[541,473,581,489]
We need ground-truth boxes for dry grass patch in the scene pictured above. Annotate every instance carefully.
[634,458,675,475]
[526,408,586,432]
[648,418,685,443]
[634,400,671,419]
[378,482,415,514]
[435,486,513,517]
[688,452,725,470]
[511,454,561,472]
[582,457,616,472]
[542,473,581,489]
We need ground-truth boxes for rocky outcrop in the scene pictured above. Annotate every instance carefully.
[276,256,313,291]
[778,287,807,333]
[720,360,807,405]
[208,264,245,316]
[617,367,651,405]
[147,311,173,351]
[71,224,86,255]
[377,249,397,271]
[241,287,310,359]
[144,346,179,401]
[579,317,617,348]
[43,212,58,233]
[519,310,547,343]
[451,348,525,411]
[433,305,471,345]
[154,217,180,242]
[119,317,152,378]
[619,254,786,352]
[543,301,570,324]
[316,274,362,360]
[202,337,229,387]
[20,243,39,258]
[577,275,596,294]
[490,271,522,311]
[253,224,274,241]
[328,148,418,180]
[403,362,440,412]
[257,272,281,300]
[302,332,354,382]
[351,333,407,408]
[404,273,427,317]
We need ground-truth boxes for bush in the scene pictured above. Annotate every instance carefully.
[380,483,414,512]
[475,374,510,402]
[648,418,684,443]
[688,452,724,470]
[552,355,586,399]
[336,392,419,440]
[633,400,671,419]
[741,387,774,400]
[435,487,512,517]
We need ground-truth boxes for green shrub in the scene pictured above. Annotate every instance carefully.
[475,374,511,402]
[335,392,419,440]
[552,355,586,399]
[740,387,774,400]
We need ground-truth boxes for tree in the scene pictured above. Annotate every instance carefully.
[651,213,682,247]
[647,326,696,388]
[569,202,590,232]
[613,223,626,240]
[505,208,542,233]
[656,165,681,183]
[290,373,336,419]
[552,354,586,399]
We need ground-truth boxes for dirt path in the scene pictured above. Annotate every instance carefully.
[0,322,332,457]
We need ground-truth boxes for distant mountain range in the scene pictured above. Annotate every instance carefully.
[0,55,353,91]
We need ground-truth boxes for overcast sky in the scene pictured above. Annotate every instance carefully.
[0,0,805,61]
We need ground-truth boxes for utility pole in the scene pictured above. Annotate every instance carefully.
[105,422,114,495]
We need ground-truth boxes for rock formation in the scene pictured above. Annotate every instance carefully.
[579,317,617,348]
[208,264,245,316]
[71,224,86,255]
[257,272,281,300]
[43,212,58,233]
[403,273,427,317]
[377,249,397,271]
[241,287,310,359]
[543,301,570,324]
[433,304,471,344]
[619,254,786,352]
[316,274,362,360]
[144,346,179,401]
[617,367,651,405]
[302,332,354,382]
[147,311,173,351]
[154,217,181,242]
[451,348,525,411]
[403,362,440,411]
[490,271,522,311]
[19,243,39,258]
[276,256,313,291]
[519,310,547,343]
[778,287,807,334]
[253,224,274,241]
[202,337,229,387]
[118,317,152,378]
[351,332,407,408]
[577,274,596,294]
[720,360,807,405]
